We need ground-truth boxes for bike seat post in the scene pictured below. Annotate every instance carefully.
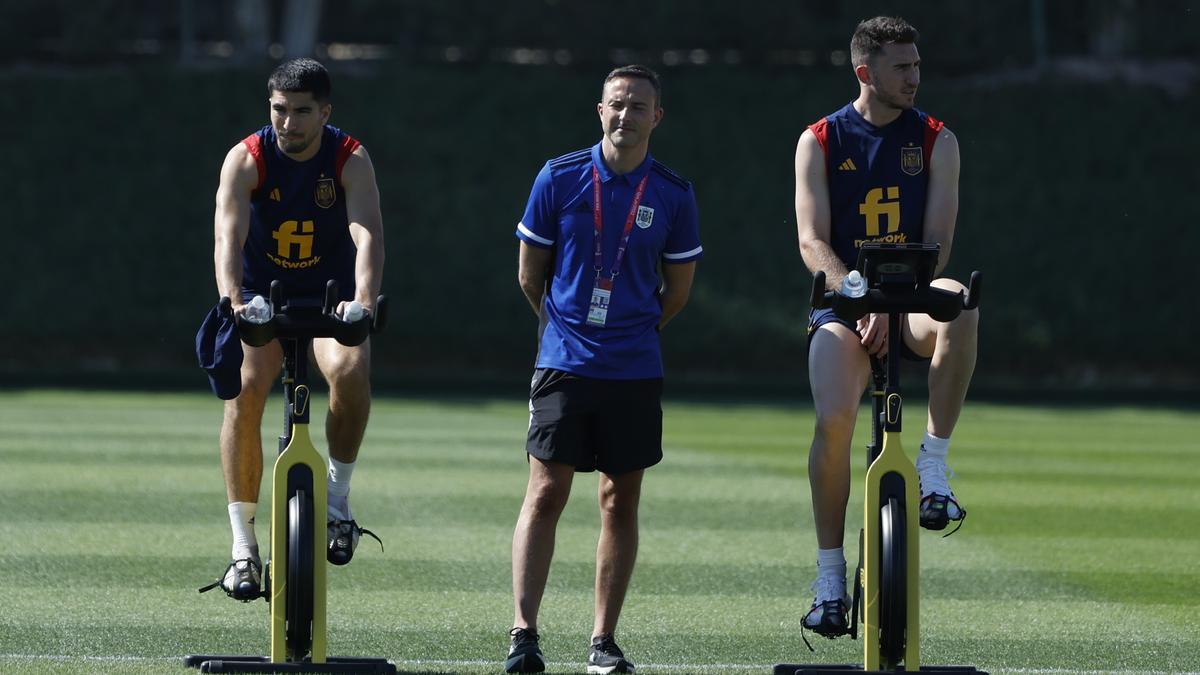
[883,311,903,434]
[278,335,312,453]
[867,355,886,465]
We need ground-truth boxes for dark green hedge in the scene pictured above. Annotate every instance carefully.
[4,65,1194,386]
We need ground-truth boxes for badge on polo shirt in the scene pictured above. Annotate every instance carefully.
[636,205,654,229]
[586,277,614,327]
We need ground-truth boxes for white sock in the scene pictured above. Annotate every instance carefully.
[920,432,950,459]
[228,502,258,560]
[816,547,846,582]
[328,457,355,520]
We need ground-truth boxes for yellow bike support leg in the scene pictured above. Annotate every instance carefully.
[862,423,921,671]
[269,414,328,664]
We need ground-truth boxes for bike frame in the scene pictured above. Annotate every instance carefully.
[269,335,328,663]
[861,313,920,670]
[775,243,983,675]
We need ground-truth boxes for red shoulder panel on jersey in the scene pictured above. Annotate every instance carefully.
[241,132,266,194]
[335,135,362,181]
[241,132,266,193]
[808,118,830,158]
[922,114,945,170]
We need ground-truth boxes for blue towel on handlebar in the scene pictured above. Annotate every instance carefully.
[195,300,243,400]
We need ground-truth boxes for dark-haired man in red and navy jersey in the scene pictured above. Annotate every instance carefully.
[206,58,385,601]
[793,17,979,637]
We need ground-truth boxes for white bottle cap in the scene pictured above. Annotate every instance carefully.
[842,270,866,298]
[343,301,364,322]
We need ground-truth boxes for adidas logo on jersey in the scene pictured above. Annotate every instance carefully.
[269,188,281,202]
[838,158,857,171]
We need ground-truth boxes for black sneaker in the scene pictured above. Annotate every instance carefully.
[587,634,635,674]
[505,627,545,674]
[198,557,263,602]
[327,519,383,565]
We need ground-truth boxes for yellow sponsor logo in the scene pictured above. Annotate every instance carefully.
[272,219,314,260]
[854,232,909,248]
[859,186,900,236]
[267,253,323,269]
[839,158,857,171]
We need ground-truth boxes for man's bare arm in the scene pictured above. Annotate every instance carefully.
[518,241,553,316]
[342,145,385,312]
[794,129,847,290]
[214,144,258,311]
[658,260,696,331]
[923,127,961,276]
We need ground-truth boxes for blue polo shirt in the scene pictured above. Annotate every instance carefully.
[516,142,703,379]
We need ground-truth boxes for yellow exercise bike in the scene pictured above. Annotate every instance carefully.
[188,280,395,674]
[777,243,984,675]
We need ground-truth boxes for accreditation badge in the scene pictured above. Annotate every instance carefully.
[586,277,614,327]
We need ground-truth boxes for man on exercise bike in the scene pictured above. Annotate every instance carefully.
[206,58,385,601]
[792,16,979,636]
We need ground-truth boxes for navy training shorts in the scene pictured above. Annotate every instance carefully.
[807,307,931,363]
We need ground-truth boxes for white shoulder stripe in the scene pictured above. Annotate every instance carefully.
[517,222,554,246]
[663,245,703,260]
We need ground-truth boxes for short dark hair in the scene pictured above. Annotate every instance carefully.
[602,64,662,107]
[267,58,332,102]
[850,16,919,67]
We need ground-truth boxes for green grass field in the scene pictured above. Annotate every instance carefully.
[0,389,1197,674]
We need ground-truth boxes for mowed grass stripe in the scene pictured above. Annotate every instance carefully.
[8,550,1197,607]
[1,596,1196,673]
[1,488,811,532]
[7,480,1194,543]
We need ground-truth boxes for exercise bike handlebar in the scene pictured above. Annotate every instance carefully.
[232,280,388,348]
[810,269,982,323]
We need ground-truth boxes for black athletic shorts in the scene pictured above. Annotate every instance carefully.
[807,308,931,362]
[525,368,664,474]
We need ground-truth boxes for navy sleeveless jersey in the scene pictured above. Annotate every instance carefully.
[809,103,944,270]
[241,124,360,301]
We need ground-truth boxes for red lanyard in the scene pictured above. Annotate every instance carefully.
[592,164,649,283]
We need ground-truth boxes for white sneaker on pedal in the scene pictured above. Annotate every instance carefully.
[198,548,262,602]
[802,574,850,637]
[916,450,965,531]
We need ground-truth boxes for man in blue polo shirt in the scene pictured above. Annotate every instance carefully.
[505,65,702,675]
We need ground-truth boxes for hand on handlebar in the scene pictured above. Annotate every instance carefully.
[857,312,890,357]
[335,300,372,322]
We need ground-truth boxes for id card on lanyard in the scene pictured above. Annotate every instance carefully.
[586,164,650,327]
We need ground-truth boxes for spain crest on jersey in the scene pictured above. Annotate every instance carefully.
[900,146,923,176]
[315,178,336,209]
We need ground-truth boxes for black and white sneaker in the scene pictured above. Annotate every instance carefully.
[327,499,383,565]
[801,574,850,638]
[199,556,263,602]
[505,627,545,674]
[917,451,966,534]
[587,633,635,674]
[327,518,383,565]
